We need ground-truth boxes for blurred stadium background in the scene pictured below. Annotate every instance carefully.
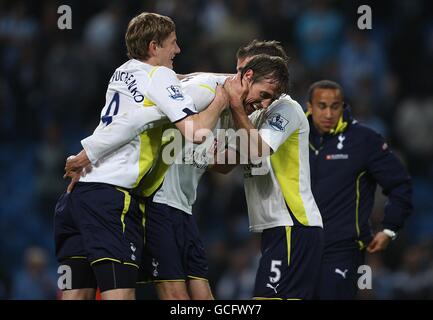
[0,0,432,299]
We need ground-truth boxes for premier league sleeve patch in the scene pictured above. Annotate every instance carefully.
[268,113,289,131]
[166,85,184,101]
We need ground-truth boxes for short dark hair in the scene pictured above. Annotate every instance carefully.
[237,39,289,63]
[307,80,344,102]
[240,54,290,98]
[125,12,175,61]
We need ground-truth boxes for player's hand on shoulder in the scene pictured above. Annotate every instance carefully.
[225,74,247,111]
[214,84,229,110]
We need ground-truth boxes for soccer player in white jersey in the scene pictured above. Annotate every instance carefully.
[216,40,324,299]
[54,12,229,300]
[64,54,290,300]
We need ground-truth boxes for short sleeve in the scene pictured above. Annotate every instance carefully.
[146,67,197,123]
[259,99,302,152]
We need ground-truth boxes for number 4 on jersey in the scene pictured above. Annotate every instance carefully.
[101,92,120,125]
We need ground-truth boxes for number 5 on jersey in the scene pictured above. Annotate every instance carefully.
[269,260,282,283]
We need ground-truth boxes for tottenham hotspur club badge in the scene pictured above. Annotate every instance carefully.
[337,134,346,150]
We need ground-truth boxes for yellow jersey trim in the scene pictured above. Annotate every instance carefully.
[271,129,309,225]
[355,171,366,237]
[198,84,216,94]
[134,124,175,197]
[149,66,160,78]
[143,97,155,107]
[355,171,367,250]
[132,127,163,188]
[329,115,347,135]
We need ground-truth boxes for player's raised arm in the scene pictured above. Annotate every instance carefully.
[174,84,228,143]
[146,66,229,143]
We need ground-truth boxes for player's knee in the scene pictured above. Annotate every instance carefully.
[190,290,213,300]
[100,288,135,300]
[188,280,213,300]
[156,282,190,300]
[62,288,96,300]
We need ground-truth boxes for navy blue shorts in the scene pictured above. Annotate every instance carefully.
[54,182,144,268]
[314,248,366,299]
[253,226,323,300]
[139,201,208,283]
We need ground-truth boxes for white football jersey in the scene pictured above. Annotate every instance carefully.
[152,74,229,214]
[79,59,195,189]
[243,95,323,232]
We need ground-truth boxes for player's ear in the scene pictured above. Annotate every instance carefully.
[148,40,159,56]
[243,69,254,82]
[307,101,313,113]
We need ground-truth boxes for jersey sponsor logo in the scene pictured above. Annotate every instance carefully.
[268,113,289,131]
[167,85,184,100]
[326,154,349,160]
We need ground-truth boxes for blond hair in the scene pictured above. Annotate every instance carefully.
[125,12,175,61]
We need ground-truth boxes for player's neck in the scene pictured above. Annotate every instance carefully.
[139,57,158,66]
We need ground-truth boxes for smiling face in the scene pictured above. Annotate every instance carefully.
[155,31,180,69]
[243,74,277,115]
[307,88,344,135]
[236,57,278,115]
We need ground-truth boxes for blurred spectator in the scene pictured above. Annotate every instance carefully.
[215,239,259,300]
[0,78,15,140]
[294,0,343,74]
[390,245,433,299]
[10,246,57,300]
[257,0,292,43]
[349,79,388,137]
[340,30,390,109]
[393,98,433,174]
[35,122,67,218]
[198,0,229,38]
[210,0,262,70]
[359,253,394,299]
[82,1,125,70]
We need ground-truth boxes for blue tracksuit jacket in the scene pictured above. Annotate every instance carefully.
[308,107,412,252]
